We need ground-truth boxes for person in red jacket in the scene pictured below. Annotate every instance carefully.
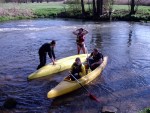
[37,40,56,70]
[73,28,88,54]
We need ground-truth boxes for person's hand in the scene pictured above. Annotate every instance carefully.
[91,63,95,67]
[68,71,71,74]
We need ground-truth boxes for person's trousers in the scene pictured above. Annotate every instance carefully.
[88,59,100,70]
[37,52,46,70]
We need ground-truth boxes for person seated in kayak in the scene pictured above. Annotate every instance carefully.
[67,57,86,81]
[87,48,103,70]
[37,40,56,70]
[73,28,88,54]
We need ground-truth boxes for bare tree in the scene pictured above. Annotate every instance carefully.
[92,0,96,16]
[99,0,103,15]
[81,0,85,16]
[130,0,135,14]
[128,0,141,15]
[92,0,103,17]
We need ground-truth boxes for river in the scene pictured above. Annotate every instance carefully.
[0,19,150,113]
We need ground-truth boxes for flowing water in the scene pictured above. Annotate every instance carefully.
[0,19,150,113]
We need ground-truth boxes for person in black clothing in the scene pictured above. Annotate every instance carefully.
[37,40,56,70]
[87,48,103,70]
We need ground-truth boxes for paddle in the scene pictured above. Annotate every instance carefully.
[69,73,100,102]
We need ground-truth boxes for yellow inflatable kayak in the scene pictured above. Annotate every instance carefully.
[47,56,108,99]
[28,54,88,80]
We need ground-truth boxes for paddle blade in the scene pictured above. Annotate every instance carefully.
[88,93,100,102]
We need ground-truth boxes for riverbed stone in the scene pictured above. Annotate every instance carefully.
[101,106,118,113]
[3,97,17,109]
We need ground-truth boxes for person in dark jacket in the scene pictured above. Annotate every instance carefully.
[37,40,56,70]
[87,48,103,70]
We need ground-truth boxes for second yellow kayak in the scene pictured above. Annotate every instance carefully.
[28,54,88,80]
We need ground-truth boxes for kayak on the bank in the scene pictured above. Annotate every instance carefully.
[28,54,88,80]
[47,56,108,99]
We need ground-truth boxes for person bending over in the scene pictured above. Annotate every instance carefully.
[37,40,56,70]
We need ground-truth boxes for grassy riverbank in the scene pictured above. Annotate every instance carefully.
[0,2,150,22]
[139,107,150,113]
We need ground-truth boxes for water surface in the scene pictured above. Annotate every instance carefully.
[0,19,150,113]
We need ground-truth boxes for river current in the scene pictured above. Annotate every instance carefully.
[0,19,150,113]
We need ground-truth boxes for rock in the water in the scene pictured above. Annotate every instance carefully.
[3,98,17,109]
[102,106,118,113]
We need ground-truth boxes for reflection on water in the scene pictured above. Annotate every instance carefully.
[0,19,150,113]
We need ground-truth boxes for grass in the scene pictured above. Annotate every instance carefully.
[0,2,150,22]
[139,107,150,113]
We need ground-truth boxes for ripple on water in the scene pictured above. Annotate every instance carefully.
[0,20,150,113]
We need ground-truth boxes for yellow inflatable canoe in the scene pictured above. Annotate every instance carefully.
[28,54,88,80]
[47,56,108,99]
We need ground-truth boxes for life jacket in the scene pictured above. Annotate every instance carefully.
[71,63,82,75]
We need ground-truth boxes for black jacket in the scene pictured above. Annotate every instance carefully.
[39,43,55,59]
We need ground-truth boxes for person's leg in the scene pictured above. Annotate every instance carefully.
[88,59,94,70]
[91,64,100,70]
[82,44,86,54]
[77,45,81,54]
[37,53,46,70]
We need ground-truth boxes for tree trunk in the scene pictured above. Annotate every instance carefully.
[100,0,103,15]
[92,0,96,16]
[81,0,85,16]
[96,0,100,16]
[130,0,135,15]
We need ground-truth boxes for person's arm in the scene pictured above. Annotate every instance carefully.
[79,64,86,77]
[51,47,56,60]
[82,29,88,35]
[91,53,103,66]
[48,47,56,65]
[69,63,74,74]
[87,52,93,59]
[101,54,104,61]
[73,30,78,35]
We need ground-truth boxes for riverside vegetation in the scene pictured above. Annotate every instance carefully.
[0,2,150,22]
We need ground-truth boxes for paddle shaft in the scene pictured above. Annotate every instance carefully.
[70,74,100,102]
[69,74,90,93]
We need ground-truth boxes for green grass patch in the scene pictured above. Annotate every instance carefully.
[0,3,149,22]
[34,8,61,18]
[139,107,150,113]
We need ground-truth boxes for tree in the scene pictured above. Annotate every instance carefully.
[128,0,141,15]
[130,0,136,15]
[81,0,85,16]
[92,0,96,16]
[92,0,103,17]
